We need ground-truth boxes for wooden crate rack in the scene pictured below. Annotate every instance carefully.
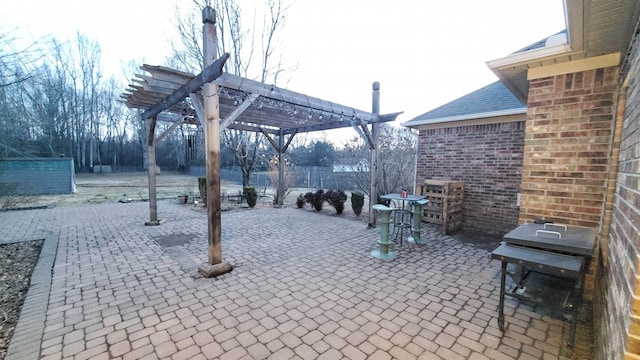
[418,180,464,234]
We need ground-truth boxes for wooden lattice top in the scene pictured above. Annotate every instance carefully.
[122,64,401,135]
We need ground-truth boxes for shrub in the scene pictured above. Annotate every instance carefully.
[324,189,347,215]
[303,192,313,203]
[198,177,207,204]
[351,192,365,216]
[304,189,324,211]
[296,194,305,208]
[244,187,258,208]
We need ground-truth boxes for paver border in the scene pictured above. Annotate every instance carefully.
[5,235,58,360]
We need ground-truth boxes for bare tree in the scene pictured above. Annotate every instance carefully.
[266,153,293,202]
[0,28,158,172]
[0,28,47,88]
[45,34,103,170]
[0,28,49,158]
[96,76,135,170]
[24,63,67,157]
[222,130,264,187]
[339,124,417,199]
[168,0,292,188]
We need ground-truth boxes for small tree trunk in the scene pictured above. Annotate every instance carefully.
[242,171,250,189]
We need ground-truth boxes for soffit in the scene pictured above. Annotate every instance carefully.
[487,0,639,103]
[571,0,640,57]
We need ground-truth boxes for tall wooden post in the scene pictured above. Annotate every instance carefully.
[277,129,285,206]
[145,116,162,226]
[368,82,380,228]
[198,6,232,277]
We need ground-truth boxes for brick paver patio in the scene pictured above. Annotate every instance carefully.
[1,201,584,359]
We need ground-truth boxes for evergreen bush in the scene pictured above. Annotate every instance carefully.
[324,189,347,214]
[244,187,258,208]
[304,189,324,211]
[351,192,365,216]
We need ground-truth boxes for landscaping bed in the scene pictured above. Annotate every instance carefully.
[0,240,42,360]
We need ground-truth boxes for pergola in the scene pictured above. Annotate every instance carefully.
[122,6,401,277]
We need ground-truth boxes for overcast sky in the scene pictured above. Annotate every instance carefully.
[1,0,565,128]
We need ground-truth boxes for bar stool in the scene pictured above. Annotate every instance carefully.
[371,204,398,260]
[407,199,428,245]
[390,201,413,250]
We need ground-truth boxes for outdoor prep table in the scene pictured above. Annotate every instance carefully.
[491,223,596,347]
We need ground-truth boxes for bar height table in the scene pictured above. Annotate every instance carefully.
[380,193,428,247]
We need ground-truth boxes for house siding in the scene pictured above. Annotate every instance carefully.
[599,33,640,360]
[415,121,524,234]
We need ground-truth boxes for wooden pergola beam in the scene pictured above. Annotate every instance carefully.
[141,53,230,120]
[214,72,379,123]
[156,116,186,143]
[189,92,205,126]
[220,93,260,131]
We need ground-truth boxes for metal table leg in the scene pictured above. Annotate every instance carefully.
[392,208,412,249]
[568,272,585,347]
[498,261,507,332]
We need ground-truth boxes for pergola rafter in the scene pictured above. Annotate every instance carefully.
[121,6,401,278]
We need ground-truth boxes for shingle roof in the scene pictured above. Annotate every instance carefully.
[512,29,567,53]
[402,31,568,128]
[403,81,526,127]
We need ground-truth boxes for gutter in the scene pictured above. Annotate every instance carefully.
[486,43,577,69]
[402,107,527,128]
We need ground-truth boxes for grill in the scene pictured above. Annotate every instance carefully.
[491,223,596,347]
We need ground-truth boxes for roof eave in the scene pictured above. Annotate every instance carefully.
[402,107,527,128]
[486,43,578,104]
[486,43,574,69]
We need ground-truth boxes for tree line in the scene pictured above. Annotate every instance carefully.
[0,31,143,171]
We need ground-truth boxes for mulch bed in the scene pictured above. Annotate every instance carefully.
[0,240,42,360]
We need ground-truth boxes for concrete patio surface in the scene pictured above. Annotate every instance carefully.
[1,201,589,359]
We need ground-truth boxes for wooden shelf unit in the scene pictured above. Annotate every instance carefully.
[418,180,464,234]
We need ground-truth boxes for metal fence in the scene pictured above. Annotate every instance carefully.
[186,166,363,190]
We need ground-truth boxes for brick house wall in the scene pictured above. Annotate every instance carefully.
[415,121,524,234]
[522,67,618,227]
[523,62,640,358]
[598,34,640,360]
[523,66,618,309]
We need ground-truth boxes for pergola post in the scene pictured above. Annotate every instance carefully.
[260,127,296,207]
[145,116,162,226]
[368,82,380,228]
[277,129,285,206]
[198,6,232,277]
